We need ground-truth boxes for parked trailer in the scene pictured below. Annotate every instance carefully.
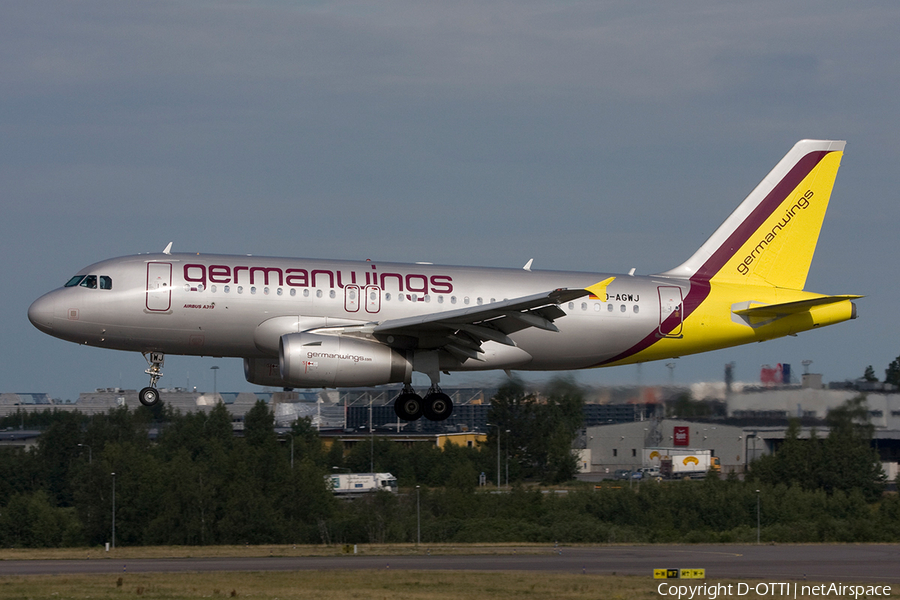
[644,448,720,479]
[329,473,398,496]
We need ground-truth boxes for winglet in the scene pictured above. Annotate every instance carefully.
[523,258,534,271]
[163,242,173,255]
[586,277,615,300]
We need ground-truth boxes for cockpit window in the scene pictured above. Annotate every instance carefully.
[65,274,112,289]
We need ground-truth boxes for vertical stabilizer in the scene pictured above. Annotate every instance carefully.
[659,140,845,290]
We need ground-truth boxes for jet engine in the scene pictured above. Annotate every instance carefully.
[243,357,289,387]
[279,333,411,387]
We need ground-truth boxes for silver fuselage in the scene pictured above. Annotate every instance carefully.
[28,253,675,372]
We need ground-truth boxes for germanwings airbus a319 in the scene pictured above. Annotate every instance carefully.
[29,140,859,421]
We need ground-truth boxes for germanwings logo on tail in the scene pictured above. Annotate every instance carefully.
[736,189,814,276]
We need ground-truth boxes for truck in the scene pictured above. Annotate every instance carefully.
[643,448,721,479]
[328,472,398,496]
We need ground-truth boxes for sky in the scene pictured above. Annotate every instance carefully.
[4,1,900,401]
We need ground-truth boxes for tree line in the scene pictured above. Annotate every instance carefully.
[0,383,894,547]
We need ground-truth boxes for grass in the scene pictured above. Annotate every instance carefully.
[3,570,897,600]
[0,543,560,561]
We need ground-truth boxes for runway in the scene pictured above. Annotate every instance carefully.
[2,545,899,582]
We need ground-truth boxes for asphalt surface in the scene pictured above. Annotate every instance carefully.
[2,545,899,582]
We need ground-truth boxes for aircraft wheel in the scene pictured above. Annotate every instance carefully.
[394,392,424,421]
[139,387,160,407]
[424,392,454,422]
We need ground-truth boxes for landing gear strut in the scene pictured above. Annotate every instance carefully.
[139,352,164,407]
[393,385,454,422]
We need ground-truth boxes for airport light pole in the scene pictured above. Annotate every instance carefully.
[505,429,510,489]
[370,398,374,474]
[210,365,219,399]
[756,489,760,544]
[111,472,116,549]
[282,433,294,470]
[78,443,92,465]
[486,424,501,489]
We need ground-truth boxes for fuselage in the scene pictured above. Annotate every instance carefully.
[28,252,855,375]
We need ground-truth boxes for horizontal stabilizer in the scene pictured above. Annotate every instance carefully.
[733,295,862,318]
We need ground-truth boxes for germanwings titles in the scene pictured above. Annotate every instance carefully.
[29,140,859,421]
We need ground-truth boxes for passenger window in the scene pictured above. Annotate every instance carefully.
[65,276,85,287]
[99,276,112,290]
[80,275,97,289]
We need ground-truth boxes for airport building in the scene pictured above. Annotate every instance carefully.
[4,376,900,479]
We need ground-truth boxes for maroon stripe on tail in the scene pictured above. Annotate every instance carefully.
[691,150,829,282]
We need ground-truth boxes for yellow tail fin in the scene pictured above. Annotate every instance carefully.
[660,140,845,290]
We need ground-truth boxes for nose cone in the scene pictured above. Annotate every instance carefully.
[28,292,57,334]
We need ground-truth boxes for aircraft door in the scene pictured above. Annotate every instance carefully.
[657,286,683,338]
[365,285,381,313]
[146,262,172,311]
[344,285,360,312]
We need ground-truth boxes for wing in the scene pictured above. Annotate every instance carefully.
[307,281,613,363]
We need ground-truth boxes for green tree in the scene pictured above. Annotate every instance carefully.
[487,378,584,484]
[863,365,878,382]
[244,400,276,448]
[536,377,584,483]
[819,396,885,501]
[885,356,900,387]
[750,397,884,501]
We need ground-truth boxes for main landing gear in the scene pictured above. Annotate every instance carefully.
[138,352,164,407]
[393,385,454,422]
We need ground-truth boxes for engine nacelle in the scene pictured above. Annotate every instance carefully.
[244,357,291,387]
[280,333,411,387]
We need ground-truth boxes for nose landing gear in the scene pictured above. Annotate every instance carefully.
[138,352,164,407]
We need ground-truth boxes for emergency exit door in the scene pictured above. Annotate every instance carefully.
[657,286,684,338]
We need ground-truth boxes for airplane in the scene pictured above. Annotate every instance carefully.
[28,139,859,422]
